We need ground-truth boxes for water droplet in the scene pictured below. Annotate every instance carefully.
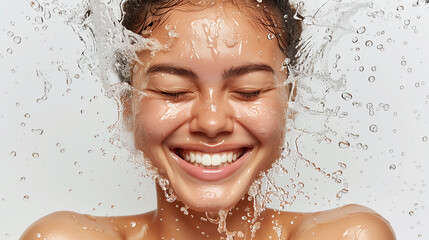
[389,164,396,170]
[397,5,404,11]
[422,136,428,142]
[10,151,16,157]
[224,38,239,48]
[371,66,377,71]
[338,141,351,149]
[7,48,13,54]
[32,153,39,158]
[336,188,348,200]
[20,176,26,182]
[24,113,31,118]
[7,31,14,37]
[409,211,414,216]
[20,122,26,127]
[111,205,115,209]
[35,16,44,24]
[338,162,347,169]
[352,37,358,43]
[267,33,275,40]
[30,1,41,11]
[365,40,373,47]
[368,76,375,82]
[130,221,136,227]
[359,66,364,72]
[13,36,21,44]
[31,129,44,135]
[23,195,30,201]
[369,124,378,132]
[341,92,352,101]
[44,11,51,19]
[383,104,390,111]
[356,26,366,34]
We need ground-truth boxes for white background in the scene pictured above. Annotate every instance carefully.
[0,0,428,239]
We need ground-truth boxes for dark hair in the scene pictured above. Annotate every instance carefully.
[119,0,302,83]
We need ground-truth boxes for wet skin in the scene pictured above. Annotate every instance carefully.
[21,2,395,240]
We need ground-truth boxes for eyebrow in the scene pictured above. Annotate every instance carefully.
[222,63,274,79]
[146,63,198,79]
[145,63,274,80]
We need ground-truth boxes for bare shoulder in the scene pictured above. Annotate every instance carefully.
[20,211,155,240]
[290,204,396,240]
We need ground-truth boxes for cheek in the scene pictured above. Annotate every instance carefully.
[133,99,191,150]
[233,97,286,143]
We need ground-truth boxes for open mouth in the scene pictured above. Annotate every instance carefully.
[174,148,249,169]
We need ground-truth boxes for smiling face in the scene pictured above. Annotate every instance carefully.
[130,3,289,212]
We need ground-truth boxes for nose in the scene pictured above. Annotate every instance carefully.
[189,96,234,138]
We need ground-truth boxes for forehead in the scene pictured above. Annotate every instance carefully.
[145,3,284,62]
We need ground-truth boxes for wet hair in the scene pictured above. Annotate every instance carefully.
[118,0,302,83]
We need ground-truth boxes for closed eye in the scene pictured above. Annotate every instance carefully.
[160,91,188,99]
[235,91,261,99]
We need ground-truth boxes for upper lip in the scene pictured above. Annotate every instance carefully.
[170,143,253,153]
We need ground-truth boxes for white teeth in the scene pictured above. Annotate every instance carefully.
[212,155,221,166]
[227,153,233,163]
[190,152,195,163]
[202,154,211,166]
[221,154,227,163]
[196,154,202,164]
[179,149,245,167]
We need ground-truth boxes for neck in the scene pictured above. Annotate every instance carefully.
[151,185,266,239]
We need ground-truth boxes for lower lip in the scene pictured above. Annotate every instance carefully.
[171,150,251,182]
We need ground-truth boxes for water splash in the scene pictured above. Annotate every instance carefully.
[30,0,426,239]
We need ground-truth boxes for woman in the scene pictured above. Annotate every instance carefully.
[21,0,396,239]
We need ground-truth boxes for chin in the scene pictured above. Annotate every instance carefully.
[174,185,247,213]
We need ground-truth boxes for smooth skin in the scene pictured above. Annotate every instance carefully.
[21,2,396,240]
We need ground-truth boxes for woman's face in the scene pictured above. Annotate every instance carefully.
[131,3,288,212]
